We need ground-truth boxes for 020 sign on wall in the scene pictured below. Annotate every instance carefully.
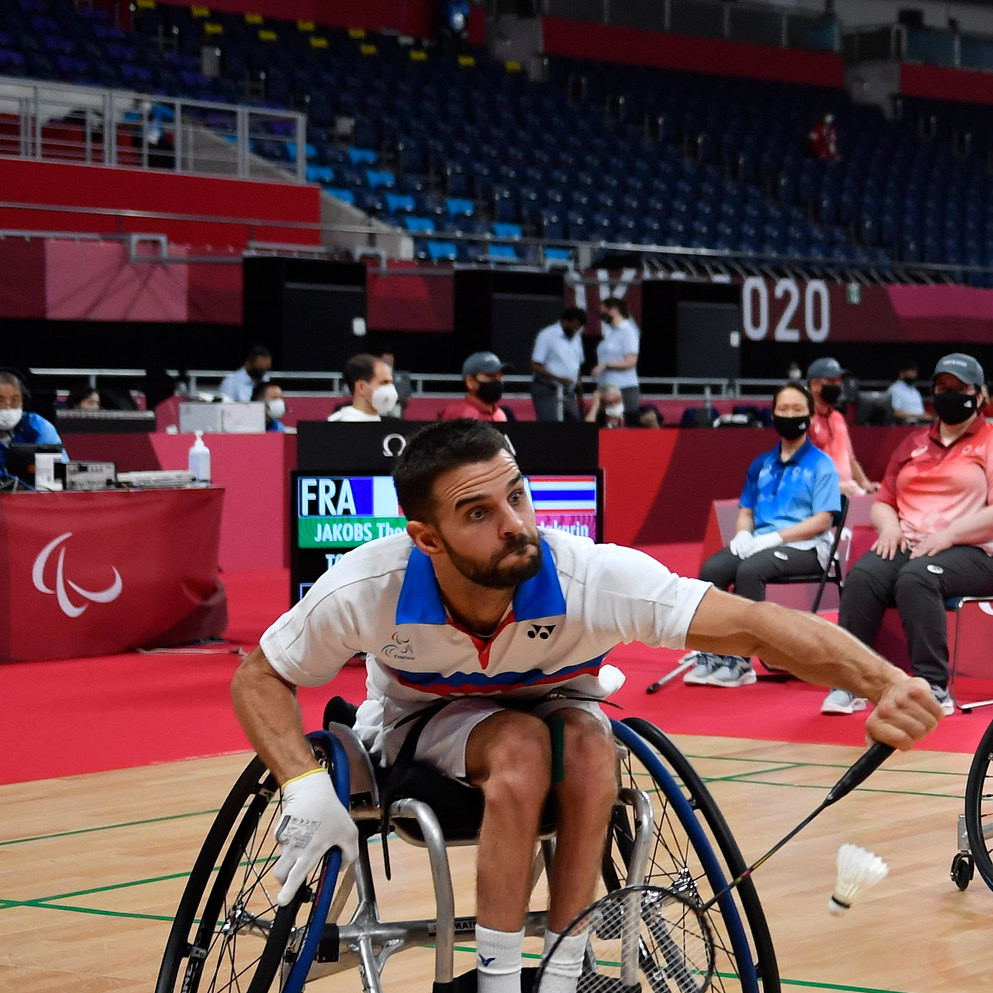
[741,276,830,342]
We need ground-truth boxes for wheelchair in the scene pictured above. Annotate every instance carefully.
[951,712,993,891]
[155,703,780,992]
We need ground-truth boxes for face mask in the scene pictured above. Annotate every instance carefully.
[266,398,286,420]
[773,414,809,441]
[932,390,978,425]
[248,366,268,382]
[787,368,802,381]
[370,383,399,415]
[0,407,22,432]
[604,403,625,419]
[819,383,842,405]
[475,379,504,405]
[901,374,917,384]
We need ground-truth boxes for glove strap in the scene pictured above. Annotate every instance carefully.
[282,767,325,789]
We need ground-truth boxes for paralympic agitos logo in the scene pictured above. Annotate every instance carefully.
[31,532,123,618]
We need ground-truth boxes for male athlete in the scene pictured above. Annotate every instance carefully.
[232,419,942,993]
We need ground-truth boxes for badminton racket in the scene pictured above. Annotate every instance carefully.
[537,884,715,993]
[538,742,895,992]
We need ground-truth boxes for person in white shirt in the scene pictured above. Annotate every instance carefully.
[327,354,398,422]
[218,345,271,402]
[530,306,587,422]
[231,419,942,993]
[886,360,928,423]
[591,297,640,416]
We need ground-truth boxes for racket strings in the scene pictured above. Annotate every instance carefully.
[557,888,715,993]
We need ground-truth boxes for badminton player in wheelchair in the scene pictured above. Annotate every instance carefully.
[231,419,942,993]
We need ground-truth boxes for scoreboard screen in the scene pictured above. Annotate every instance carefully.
[290,470,602,602]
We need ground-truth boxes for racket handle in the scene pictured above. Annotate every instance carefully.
[824,741,894,805]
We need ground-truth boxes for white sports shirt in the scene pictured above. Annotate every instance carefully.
[262,528,708,735]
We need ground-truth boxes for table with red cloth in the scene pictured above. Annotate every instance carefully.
[0,486,226,662]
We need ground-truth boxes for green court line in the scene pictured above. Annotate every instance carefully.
[0,900,174,923]
[13,868,205,904]
[676,749,970,780]
[0,807,220,847]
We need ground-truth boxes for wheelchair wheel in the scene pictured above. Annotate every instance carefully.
[155,734,349,993]
[964,715,993,892]
[608,718,780,993]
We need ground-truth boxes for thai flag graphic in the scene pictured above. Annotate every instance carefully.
[526,475,598,513]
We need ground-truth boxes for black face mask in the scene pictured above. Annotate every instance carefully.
[819,383,842,406]
[932,390,978,425]
[476,379,504,405]
[248,366,268,382]
[773,414,809,441]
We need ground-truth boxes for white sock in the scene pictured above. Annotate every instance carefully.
[538,928,588,993]
[475,924,525,993]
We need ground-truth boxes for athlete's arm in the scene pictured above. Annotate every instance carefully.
[683,588,941,748]
[231,646,317,783]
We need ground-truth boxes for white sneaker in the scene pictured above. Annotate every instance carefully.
[707,656,756,687]
[682,652,723,686]
[821,688,868,715]
[931,684,955,716]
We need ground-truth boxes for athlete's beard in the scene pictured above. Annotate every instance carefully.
[441,530,543,589]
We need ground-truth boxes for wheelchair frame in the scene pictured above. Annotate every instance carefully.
[155,714,780,993]
[951,712,993,891]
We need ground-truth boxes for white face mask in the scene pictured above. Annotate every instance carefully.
[370,383,399,415]
[0,407,23,432]
[267,398,286,420]
[604,403,625,419]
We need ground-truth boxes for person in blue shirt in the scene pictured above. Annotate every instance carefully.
[251,380,287,433]
[682,382,842,688]
[0,370,64,480]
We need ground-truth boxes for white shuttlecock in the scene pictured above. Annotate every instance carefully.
[828,843,889,916]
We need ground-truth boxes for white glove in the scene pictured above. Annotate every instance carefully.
[273,768,359,906]
[744,531,783,558]
[729,531,755,558]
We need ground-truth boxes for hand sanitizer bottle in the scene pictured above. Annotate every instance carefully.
[188,430,211,484]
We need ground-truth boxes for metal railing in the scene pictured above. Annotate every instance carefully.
[843,23,993,73]
[26,367,753,402]
[0,75,305,181]
[540,0,841,54]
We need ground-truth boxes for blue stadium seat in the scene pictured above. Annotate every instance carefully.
[491,222,522,239]
[403,216,436,233]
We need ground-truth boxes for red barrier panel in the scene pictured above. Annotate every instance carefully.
[0,487,226,661]
[541,17,844,86]
[0,158,321,248]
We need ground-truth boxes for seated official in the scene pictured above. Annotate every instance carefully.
[251,380,287,432]
[682,382,841,688]
[822,353,993,717]
[441,351,513,422]
[329,354,398,423]
[0,370,64,480]
[584,386,641,428]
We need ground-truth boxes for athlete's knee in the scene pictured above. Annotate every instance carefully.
[553,713,617,808]
[476,714,552,807]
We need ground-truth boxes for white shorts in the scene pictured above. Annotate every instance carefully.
[380,696,611,780]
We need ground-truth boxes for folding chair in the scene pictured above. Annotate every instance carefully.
[766,493,850,613]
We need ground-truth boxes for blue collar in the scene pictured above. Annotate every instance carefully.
[395,538,566,625]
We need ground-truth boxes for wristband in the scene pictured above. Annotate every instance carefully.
[282,767,324,789]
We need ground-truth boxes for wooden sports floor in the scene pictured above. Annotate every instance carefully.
[2,733,989,993]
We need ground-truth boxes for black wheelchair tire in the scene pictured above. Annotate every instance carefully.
[155,752,336,993]
[608,717,780,993]
[964,714,993,892]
